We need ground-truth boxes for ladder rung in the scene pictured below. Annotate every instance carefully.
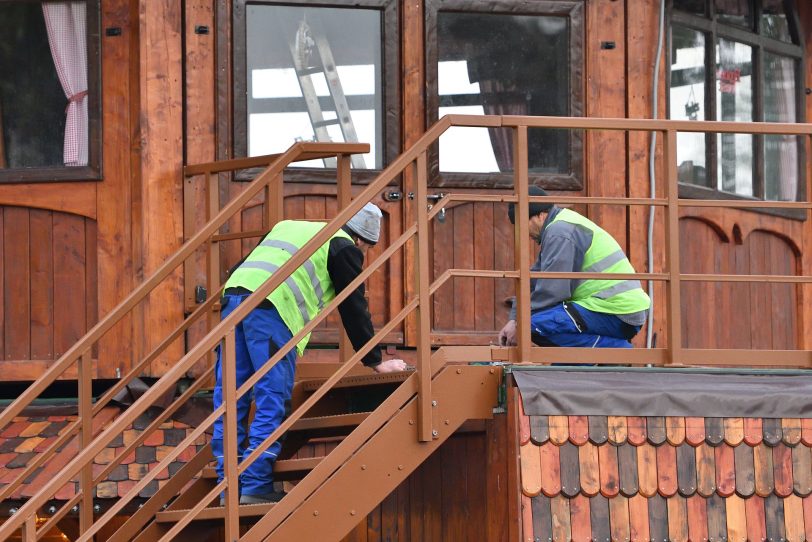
[155,503,275,522]
[296,66,323,76]
[312,118,340,128]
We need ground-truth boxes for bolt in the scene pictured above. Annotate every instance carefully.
[432,430,439,437]
[432,400,437,407]
[456,369,462,374]
[72,506,79,513]
[8,508,17,515]
[398,465,404,470]
[94,504,101,513]
[489,368,495,373]
[361,465,367,470]
[409,420,414,425]
[47,506,57,514]
[313,510,319,516]
[444,420,450,425]
[350,510,356,516]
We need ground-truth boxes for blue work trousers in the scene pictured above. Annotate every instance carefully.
[211,293,297,497]
[530,302,640,348]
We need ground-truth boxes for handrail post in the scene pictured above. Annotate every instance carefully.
[264,172,284,232]
[415,152,434,442]
[79,349,94,535]
[222,329,240,542]
[336,154,354,363]
[22,514,36,542]
[663,129,683,365]
[513,125,532,361]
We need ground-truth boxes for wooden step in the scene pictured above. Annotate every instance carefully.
[155,502,275,523]
[202,456,323,481]
[301,371,411,392]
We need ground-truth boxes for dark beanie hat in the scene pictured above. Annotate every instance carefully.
[507,186,554,224]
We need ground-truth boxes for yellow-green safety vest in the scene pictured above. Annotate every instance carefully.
[550,209,650,315]
[225,220,353,354]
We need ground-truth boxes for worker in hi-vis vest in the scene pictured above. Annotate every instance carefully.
[498,186,650,349]
[212,203,407,505]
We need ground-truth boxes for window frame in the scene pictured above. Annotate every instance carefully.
[668,0,807,216]
[424,0,585,190]
[231,0,400,184]
[0,0,102,184]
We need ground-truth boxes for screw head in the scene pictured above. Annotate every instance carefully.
[432,429,439,437]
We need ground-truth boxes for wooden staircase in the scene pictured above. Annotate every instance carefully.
[112,360,499,541]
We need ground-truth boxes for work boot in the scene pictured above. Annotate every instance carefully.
[239,491,286,505]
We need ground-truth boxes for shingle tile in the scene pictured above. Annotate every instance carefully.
[163,428,186,446]
[726,494,747,542]
[135,446,156,464]
[598,444,619,498]
[763,418,783,447]
[96,481,118,499]
[531,494,552,542]
[627,417,646,447]
[782,419,802,447]
[617,443,639,498]
[802,495,812,542]
[559,442,580,498]
[705,494,727,542]
[666,417,685,446]
[677,444,697,497]
[19,422,50,438]
[745,495,767,542]
[548,416,568,446]
[607,416,627,445]
[667,495,688,542]
[539,441,560,498]
[723,418,744,447]
[773,443,794,498]
[568,416,588,446]
[657,444,678,497]
[578,441,600,497]
[705,418,724,447]
[792,445,812,497]
[764,494,786,542]
[801,419,812,447]
[550,495,571,542]
[6,452,34,469]
[589,494,610,542]
[734,444,755,498]
[687,495,709,542]
[784,494,805,542]
[696,443,717,498]
[587,416,608,445]
[647,417,667,446]
[685,417,706,447]
[609,495,630,542]
[754,442,775,498]
[529,415,549,445]
[637,443,658,498]
[628,494,649,542]
[520,443,541,498]
[14,438,43,454]
[569,494,591,542]
[0,422,28,439]
[715,444,736,497]
[648,494,668,542]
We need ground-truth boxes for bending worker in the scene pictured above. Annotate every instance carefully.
[498,186,650,348]
[212,202,407,505]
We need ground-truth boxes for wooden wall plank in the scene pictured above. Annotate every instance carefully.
[452,202,474,331]
[626,0,666,348]
[53,213,86,359]
[473,202,495,333]
[139,0,185,374]
[440,436,468,541]
[96,0,134,377]
[29,210,54,360]
[4,207,31,361]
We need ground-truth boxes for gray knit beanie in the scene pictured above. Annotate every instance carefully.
[345,202,382,245]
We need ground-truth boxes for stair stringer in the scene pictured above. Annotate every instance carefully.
[244,364,500,542]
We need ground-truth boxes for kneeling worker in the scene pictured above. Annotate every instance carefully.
[498,186,650,348]
[212,202,407,504]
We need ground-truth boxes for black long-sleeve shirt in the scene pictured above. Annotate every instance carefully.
[326,236,381,367]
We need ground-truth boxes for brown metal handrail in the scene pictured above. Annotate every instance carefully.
[4,115,812,540]
[0,142,373,541]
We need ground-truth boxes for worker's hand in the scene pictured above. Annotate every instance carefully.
[373,358,408,373]
[498,320,518,346]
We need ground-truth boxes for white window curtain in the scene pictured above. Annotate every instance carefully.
[41,1,88,167]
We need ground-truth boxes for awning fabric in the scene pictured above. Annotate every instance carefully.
[513,368,812,418]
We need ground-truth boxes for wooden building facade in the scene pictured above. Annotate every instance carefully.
[0,1,810,376]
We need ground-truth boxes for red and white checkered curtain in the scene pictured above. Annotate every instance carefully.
[42,1,88,167]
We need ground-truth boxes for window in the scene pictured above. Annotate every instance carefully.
[0,0,100,182]
[233,0,399,176]
[669,0,804,202]
[425,0,584,188]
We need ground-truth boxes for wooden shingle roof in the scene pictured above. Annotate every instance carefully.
[0,407,209,503]
[519,405,812,541]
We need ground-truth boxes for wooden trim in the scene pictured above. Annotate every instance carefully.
[0,183,97,219]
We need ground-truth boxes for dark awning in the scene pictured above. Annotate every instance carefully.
[513,367,812,418]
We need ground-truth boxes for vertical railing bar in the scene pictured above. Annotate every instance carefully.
[513,125,532,361]
[269,172,284,227]
[222,329,240,542]
[78,349,93,535]
[415,152,433,442]
[22,513,36,542]
[663,129,683,365]
[336,153,354,363]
